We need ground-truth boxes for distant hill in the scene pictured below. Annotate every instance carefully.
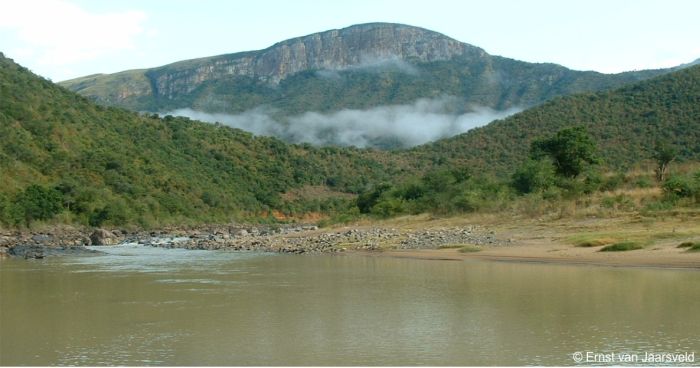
[417,65,700,174]
[60,23,669,118]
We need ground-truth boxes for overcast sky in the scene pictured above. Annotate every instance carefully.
[1,0,699,81]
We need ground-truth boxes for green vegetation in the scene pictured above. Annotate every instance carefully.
[2,52,700,230]
[530,126,599,178]
[662,173,700,199]
[677,241,700,251]
[653,142,678,182]
[419,64,700,174]
[600,242,644,252]
[574,239,615,248]
[0,53,419,228]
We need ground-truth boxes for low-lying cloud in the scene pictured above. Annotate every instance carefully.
[316,55,420,79]
[167,97,521,149]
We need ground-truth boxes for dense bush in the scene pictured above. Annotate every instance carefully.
[662,173,699,199]
[511,159,556,194]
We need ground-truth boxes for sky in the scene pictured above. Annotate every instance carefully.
[1,0,699,82]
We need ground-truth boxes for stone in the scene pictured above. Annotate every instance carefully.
[90,229,120,245]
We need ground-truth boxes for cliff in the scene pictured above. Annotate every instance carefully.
[60,23,669,115]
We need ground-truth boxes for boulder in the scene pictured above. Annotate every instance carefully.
[90,229,120,245]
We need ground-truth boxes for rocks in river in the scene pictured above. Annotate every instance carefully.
[7,244,102,259]
[1,222,511,259]
[139,223,509,254]
[89,229,121,245]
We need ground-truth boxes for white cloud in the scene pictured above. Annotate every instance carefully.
[0,0,146,67]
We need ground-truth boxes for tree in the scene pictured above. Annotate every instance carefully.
[652,142,677,182]
[530,126,598,178]
[12,185,63,226]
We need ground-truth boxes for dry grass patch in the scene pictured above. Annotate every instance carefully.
[458,245,482,253]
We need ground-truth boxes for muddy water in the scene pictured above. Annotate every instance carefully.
[1,245,698,365]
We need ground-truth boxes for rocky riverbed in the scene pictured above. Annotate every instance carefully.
[0,223,511,259]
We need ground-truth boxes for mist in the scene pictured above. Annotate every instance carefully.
[167,97,521,149]
[316,55,420,79]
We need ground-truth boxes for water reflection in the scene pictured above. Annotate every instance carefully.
[1,247,698,365]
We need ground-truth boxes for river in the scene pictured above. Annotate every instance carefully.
[1,244,698,365]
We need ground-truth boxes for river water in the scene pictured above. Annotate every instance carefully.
[1,244,698,366]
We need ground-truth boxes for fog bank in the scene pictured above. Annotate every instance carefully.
[167,97,520,148]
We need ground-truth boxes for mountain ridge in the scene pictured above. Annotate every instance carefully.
[59,22,672,120]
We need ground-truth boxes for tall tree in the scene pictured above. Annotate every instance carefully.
[530,126,599,178]
[652,142,677,182]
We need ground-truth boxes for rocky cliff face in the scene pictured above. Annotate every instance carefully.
[65,23,486,102]
[60,22,669,116]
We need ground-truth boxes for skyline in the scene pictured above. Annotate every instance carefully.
[1,0,699,81]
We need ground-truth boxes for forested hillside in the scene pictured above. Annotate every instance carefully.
[418,64,700,174]
[2,53,699,228]
[0,53,418,227]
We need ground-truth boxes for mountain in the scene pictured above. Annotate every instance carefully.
[60,23,669,118]
[0,53,417,227]
[417,64,700,174]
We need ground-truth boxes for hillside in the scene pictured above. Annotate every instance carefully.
[0,53,419,227]
[417,64,700,174]
[60,23,668,117]
[2,52,698,228]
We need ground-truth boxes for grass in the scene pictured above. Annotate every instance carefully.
[458,245,482,253]
[438,244,465,249]
[574,238,617,247]
[599,241,644,252]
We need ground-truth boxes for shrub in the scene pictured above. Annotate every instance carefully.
[356,183,392,214]
[511,159,555,194]
[575,238,615,247]
[600,172,626,191]
[88,201,130,227]
[662,175,697,198]
[600,241,643,252]
[370,197,406,218]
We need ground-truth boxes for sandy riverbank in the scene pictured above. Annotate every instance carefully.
[354,245,700,269]
[346,212,700,269]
